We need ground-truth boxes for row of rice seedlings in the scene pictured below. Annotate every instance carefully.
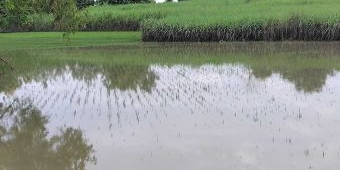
[142,15,340,42]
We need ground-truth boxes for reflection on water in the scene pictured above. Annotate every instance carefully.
[251,65,334,92]
[0,63,157,94]
[0,100,96,170]
[1,42,340,94]
[1,43,340,170]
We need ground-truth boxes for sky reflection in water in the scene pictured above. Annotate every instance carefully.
[1,43,340,170]
[1,63,340,170]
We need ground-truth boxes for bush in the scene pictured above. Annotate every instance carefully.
[97,0,152,5]
[27,13,54,31]
[0,0,8,31]
[0,0,33,32]
[77,0,95,9]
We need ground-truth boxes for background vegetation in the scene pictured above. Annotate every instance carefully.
[1,0,340,41]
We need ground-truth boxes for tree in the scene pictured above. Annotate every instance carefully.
[31,0,53,13]
[0,0,32,31]
[0,0,7,30]
[0,0,84,34]
[49,0,81,38]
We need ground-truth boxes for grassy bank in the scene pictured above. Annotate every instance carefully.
[0,32,141,51]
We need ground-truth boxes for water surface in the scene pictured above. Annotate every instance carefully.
[1,42,340,170]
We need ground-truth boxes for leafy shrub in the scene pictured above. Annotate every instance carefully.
[97,0,152,5]
[77,0,95,9]
[27,13,54,31]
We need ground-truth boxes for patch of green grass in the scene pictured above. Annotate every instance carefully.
[0,32,141,51]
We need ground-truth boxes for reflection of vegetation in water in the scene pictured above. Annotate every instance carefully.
[0,70,19,93]
[0,100,96,170]
[102,65,157,92]
[0,52,157,93]
[252,67,273,80]
[0,51,69,94]
[67,63,157,92]
[249,52,337,93]
[144,43,340,93]
[252,67,333,92]
[1,42,340,93]
[282,68,333,92]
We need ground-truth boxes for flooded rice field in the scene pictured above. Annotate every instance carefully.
[1,42,340,170]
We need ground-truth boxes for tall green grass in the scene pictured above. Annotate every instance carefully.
[81,0,340,41]
[3,0,340,41]
[141,0,340,41]
[81,4,168,31]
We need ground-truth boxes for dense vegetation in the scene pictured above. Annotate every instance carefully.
[140,0,340,41]
[1,0,340,41]
[0,0,80,33]
[0,0,153,33]
[80,0,340,41]
[97,0,152,5]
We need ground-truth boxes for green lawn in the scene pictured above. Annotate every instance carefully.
[0,32,141,51]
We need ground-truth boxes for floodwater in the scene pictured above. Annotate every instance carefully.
[1,42,340,170]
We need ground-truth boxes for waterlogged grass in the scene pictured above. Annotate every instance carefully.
[0,32,141,51]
